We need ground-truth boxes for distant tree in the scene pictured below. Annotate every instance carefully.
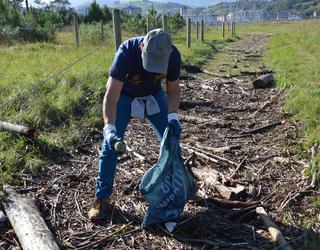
[121,11,146,35]
[168,12,185,33]
[50,0,71,12]
[0,0,22,26]
[84,0,103,23]
[147,5,161,29]
[101,5,111,23]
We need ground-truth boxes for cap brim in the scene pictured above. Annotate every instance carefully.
[142,51,169,73]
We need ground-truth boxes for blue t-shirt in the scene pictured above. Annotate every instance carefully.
[109,36,182,97]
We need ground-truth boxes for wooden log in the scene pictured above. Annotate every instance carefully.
[0,121,37,138]
[253,74,274,89]
[256,207,292,250]
[3,188,60,250]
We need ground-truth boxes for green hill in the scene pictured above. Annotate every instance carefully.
[208,0,320,18]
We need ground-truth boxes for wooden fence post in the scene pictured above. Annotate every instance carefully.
[187,18,191,48]
[201,20,204,42]
[100,20,104,41]
[73,14,79,47]
[233,22,236,36]
[231,22,233,36]
[162,15,168,31]
[112,9,122,52]
[196,21,199,40]
[222,22,225,38]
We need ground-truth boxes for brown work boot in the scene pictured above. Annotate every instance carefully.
[88,198,110,221]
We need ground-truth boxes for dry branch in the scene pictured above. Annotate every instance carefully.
[126,145,145,161]
[207,197,260,208]
[256,207,292,250]
[241,121,282,135]
[179,114,214,124]
[3,188,60,250]
[181,144,239,167]
[0,121,37,138]
[280,143,319,209]
[195,143,241,153]
[251,88,285,117]
[230,156,247,179]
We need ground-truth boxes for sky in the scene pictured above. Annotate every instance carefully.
[28,0,218,8]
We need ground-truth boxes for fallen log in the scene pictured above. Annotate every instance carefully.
[0,121,37,138]
[3,187,60,250]
[256,207,292,250]
[253,74,274,88]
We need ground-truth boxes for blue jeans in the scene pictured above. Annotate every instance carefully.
[96,89,169,199]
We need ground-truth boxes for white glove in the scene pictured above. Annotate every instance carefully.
[167,112,179,123]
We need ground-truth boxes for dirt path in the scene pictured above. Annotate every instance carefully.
[1,34,315,249]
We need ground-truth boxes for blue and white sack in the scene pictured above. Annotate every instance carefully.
[139,123,198,228]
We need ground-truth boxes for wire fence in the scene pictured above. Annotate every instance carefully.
[1,43,105,112]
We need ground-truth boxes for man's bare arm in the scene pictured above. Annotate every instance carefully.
[166,79,180,113]
[103,76,123,126]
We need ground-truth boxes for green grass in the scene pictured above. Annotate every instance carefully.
[0,25,232,187]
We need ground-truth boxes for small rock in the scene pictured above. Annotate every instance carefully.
[274,157,289,164]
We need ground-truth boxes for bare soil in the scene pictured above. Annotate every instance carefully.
[1,34,319,249]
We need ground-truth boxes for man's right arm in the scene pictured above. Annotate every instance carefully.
[103,76,123,127]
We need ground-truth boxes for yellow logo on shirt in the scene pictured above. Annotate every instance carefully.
[128,74,143,85]
[155,73,167,81]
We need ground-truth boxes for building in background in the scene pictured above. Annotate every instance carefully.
[124,6,142,16]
